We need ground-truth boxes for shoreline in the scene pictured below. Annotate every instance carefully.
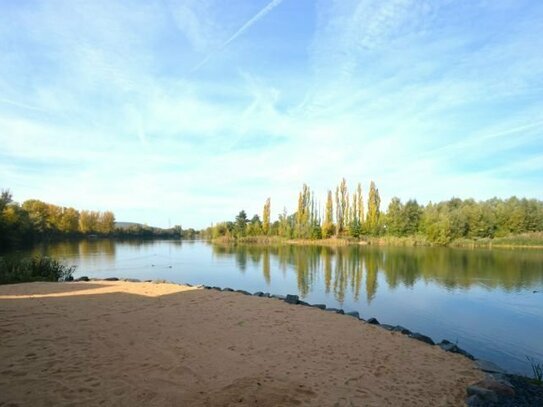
[0,279,490,406]
[209,234,543,249]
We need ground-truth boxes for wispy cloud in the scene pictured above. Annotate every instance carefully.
[192,0,285,72]
[0,0,542,227]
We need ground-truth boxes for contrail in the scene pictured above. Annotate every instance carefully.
[192,0,285,72]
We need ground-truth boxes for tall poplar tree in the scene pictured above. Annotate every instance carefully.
[356,183,364,227]
[262,198,271,235]
[322,190,335,238]
[335,178,348,235]
[367,181,381,235]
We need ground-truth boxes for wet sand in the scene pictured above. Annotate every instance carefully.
[0,281,482,406]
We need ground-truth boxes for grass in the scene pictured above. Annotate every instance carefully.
[527,356,543,385]
[451,232,543,248]
[0,256,76,285]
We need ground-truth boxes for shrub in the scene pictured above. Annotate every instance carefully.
[0,256,76,284]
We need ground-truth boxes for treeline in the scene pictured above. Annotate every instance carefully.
[0,190,188,249]
[204,179,543,245]
[0,190,116,248]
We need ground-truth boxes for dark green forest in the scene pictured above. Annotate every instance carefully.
[205,179,543,246]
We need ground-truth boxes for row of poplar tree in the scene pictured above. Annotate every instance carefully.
[206,179,543,244]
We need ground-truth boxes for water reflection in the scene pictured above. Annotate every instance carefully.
[212,244,543,304]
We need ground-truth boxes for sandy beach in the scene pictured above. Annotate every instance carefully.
[0,281,482,406]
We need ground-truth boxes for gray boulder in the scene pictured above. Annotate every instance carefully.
[310,304,326,310]
[392,325,411,335]
[285,294,299,304]
[345,311,360,318]
[104,277,119,281]
[438,340,475,360]
[367,317,380,325]
[466,385,498,403]
[475,360,506,374]
[409,332,435,345]
[76,276,90,282]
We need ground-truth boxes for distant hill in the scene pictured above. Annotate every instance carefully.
[115,222,152,230]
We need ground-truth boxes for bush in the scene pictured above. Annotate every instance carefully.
[0,256,76,285]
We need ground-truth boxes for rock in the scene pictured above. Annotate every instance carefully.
[222,287,234,292]
[123,278,141,283]
[345,311,359,318]
[367,317,380,325]
[263,293,271,298]
[236,290,251,295]
[211,286,221,290]
[475,360,507,374]
[298,300,310,306]
[336,309,344,314]
[104,277,119,281]
[465,394,483,406]
[76,276,90,282]
[392,325,411,335]
[485,372,513,388]
[311,304,326,310]
[380,324,395,331]
[467,385,498,403]
[64,275,74,282]
[409,332,435,345]
[285,294,299,304]
[473,378,515,397]
[253,291,264,297]
[437,340,474,360]
[270,294,286,300]
[325,308,342,313]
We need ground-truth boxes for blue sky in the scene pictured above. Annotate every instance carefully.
[1,0,542,228]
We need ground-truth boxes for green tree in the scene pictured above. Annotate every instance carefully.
[262,198,271,235]
[367,181,381,235]
[321,190,335,238]
[335,178,348,235]
[234,210,248,237]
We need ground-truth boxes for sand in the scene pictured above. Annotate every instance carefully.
[0,281,482,406]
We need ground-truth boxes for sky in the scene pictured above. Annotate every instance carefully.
[1,0,542,229]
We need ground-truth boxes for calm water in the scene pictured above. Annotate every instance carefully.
[20,239,543,376]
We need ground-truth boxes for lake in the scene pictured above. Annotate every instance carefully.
[20,239,543,376]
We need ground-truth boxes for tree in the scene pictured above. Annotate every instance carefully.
[22,200,51,234]
[367,181,381,235]
[59,207,80,233]
[98,211,115,234]
[262,198,271,235]
[386,197,403,236]
[335,178,348,235]
[321,190,335,238]
[79,210,99,233]
[234,210,248,237]
[295,184,311,238]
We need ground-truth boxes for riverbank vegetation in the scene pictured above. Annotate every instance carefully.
[0,190,190,249]
[0,256,75,285]
[203,179,543,247]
